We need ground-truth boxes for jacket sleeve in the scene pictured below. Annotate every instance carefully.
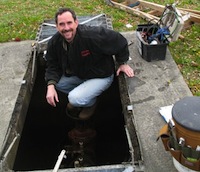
[45,37,62,85]
[90,27,129,64]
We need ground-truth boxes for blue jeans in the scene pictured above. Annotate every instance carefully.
[56,75,114,107]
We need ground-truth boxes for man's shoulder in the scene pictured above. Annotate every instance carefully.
[78,25,115,38]
[78,25,99,34]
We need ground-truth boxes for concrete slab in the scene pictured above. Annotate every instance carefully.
[123,31,192,172]
[0,40,33,156]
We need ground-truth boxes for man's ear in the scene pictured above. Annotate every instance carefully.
[75,19,79,26]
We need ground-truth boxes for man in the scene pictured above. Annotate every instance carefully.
[45,7,134,120]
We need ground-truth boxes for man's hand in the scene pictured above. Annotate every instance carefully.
[46,84,59,107]
[116,64,134,77]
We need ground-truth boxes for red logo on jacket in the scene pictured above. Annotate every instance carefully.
[81,50,91,57]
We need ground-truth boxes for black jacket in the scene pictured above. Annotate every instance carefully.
[45,24,129,85]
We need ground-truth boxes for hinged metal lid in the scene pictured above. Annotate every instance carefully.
[36,14,113,54]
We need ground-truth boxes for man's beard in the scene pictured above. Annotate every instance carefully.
[61,29,73,42]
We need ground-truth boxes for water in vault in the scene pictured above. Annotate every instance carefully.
[14,63,130,171]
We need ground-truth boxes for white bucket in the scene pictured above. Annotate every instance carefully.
[173,158,200,172]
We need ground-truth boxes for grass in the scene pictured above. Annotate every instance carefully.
[0,0,200,95]
[169,24,200,96]
[0,0,139,41]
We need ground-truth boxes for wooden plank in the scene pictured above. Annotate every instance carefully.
[110,0,159,23]
[138,0,165,13]
[136,0,200,23]
[178,8,200,15]
[178,9,200,23]
[138,0,200,24]
[148,10,162,16]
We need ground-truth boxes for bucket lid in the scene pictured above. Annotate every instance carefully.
[172,96,200,132]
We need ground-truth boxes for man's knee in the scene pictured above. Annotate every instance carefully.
[68,92,82,106]
[68,91,95,107]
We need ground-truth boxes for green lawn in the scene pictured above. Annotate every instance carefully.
[0,0,200,95]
